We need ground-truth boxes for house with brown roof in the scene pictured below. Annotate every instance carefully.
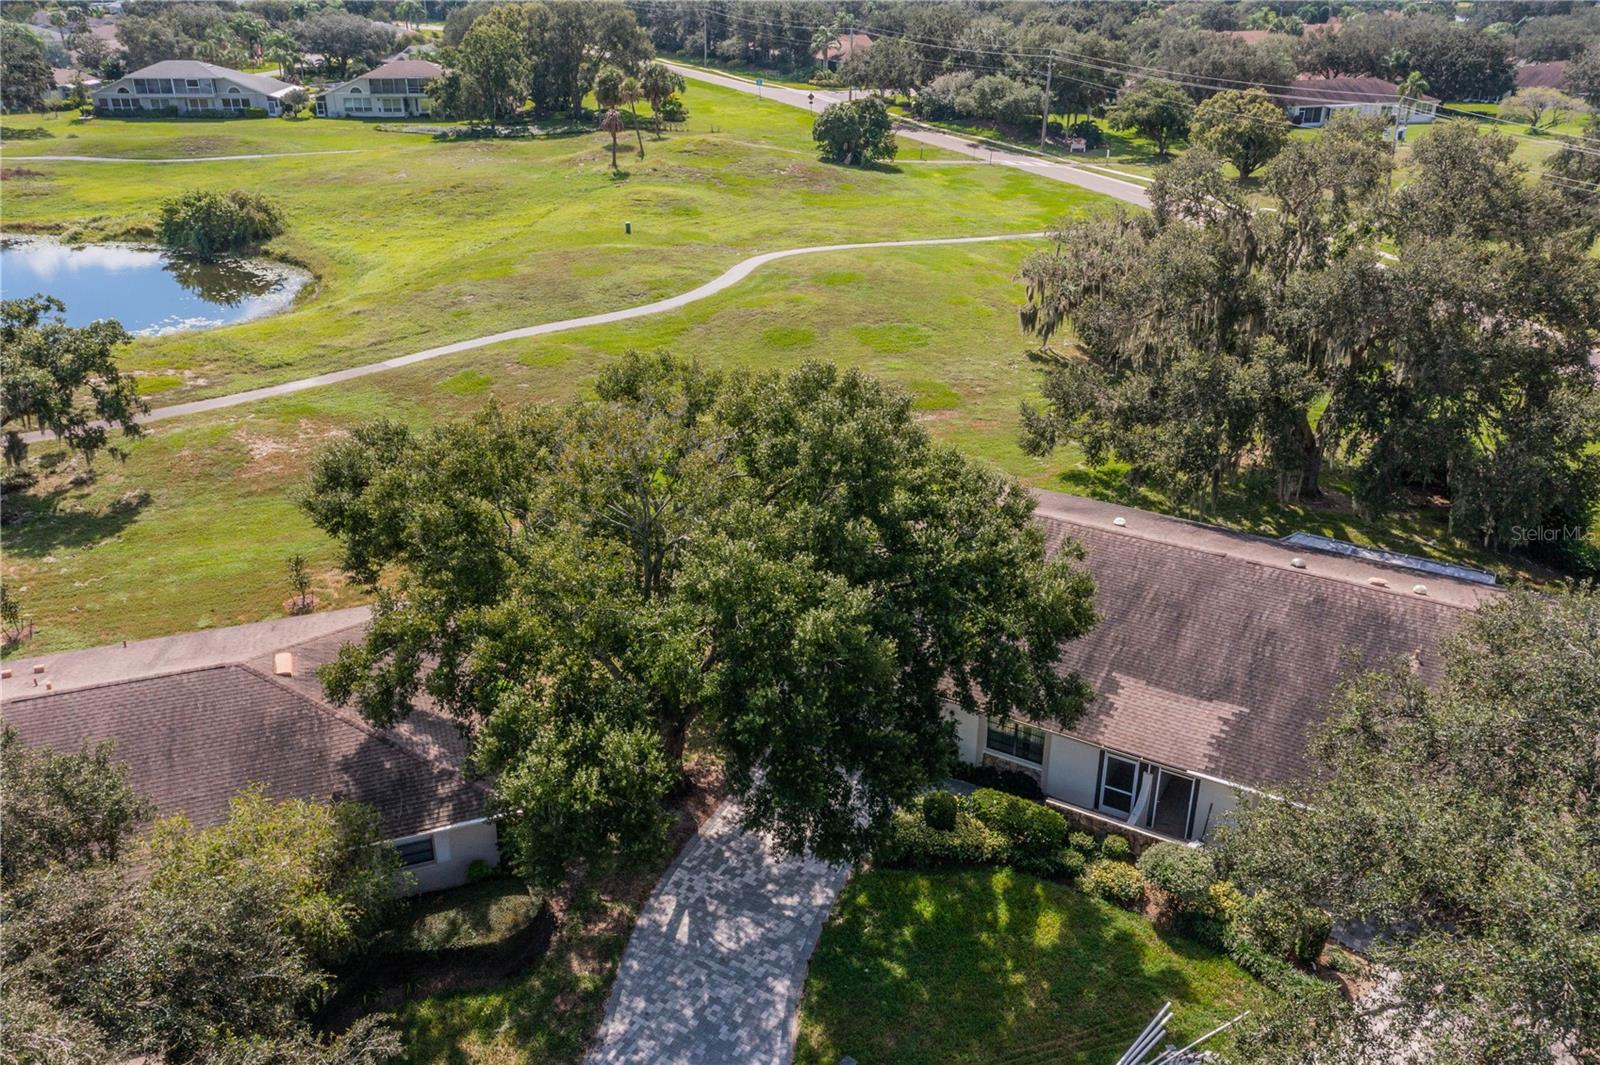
[948,491,1496,845]
[93,60,298,116]
[0,607,497,894]
[317,58,443,118]
[813,32,872,72]
[1513,61,1570,93]
[1277,75,1439,128]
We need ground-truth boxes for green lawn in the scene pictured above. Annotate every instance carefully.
[795,867,1271,1065]
[1,81,1084,401]
[1,82,1579,658]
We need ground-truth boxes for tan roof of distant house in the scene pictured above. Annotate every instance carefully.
[361,58,443,80]
[1279,74,1439,106]
[52,67,100,87]
[1514,61,1569,91]
[1029,491,1491,790]
[2,608,486,840]
[814,32,873,62]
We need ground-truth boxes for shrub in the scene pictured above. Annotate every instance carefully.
[658,93,688,123]
[466,859,497,883]
[921,790,958,832]
[158,189,284,257]
[949,761,1044,800]
[1136,842,1216,914]
[1099,833,1132,863]
[1067,119,1106,149]
[1235,890,1332,967]
[1058,847,1086,880]
[968,788,1066,857]
[1082,859,1145,909]
[1067,830,1096,854]
[812,95,897,165]
[873,809,1003,870]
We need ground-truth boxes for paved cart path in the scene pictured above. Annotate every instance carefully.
[19,231,1042,443]
[586,802,849,1065]
[666,62,1152,208]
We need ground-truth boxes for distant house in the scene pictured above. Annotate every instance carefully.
[1,608,499,894]
[46,68,101,104]
[93,60,297,116]
[813,31,872,71]
[948,492,1494,845]
[317,58,442,118]
[1277,75,1439,128]
[1513,61,1569,92]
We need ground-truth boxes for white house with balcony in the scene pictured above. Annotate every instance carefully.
[93,60,297,116]
[317,58,442,118]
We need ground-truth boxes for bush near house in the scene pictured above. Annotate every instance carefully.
[1100,833,1132,862]
[157,189,284,257]
[920,790,958,831]
[874,803,1003,869]
[967,787,1067,854]
[1082,858,1146,909]
[1067,830,1096,854]
[948,760,1044,799]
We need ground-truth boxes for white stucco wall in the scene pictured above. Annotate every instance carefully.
[1043,733,1102,809]
[396,818,501,895]
[1190,778,1243,842]
[949,703,983,764]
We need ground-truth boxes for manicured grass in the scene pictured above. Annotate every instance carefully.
[795,867,1271,1065]
[1,81,1087,402]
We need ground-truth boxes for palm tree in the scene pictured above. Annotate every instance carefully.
[265,30,301,80]
[600,108,625,172]
[622,75,646,158]
[1396,70,1430,128]
[639,62,685,139]
[397,0,424,30]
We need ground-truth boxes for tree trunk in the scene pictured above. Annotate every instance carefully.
[1297,415,1324,499]
[630,103,645,156]
[610,133,618,171]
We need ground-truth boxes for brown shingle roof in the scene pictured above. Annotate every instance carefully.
[1280,75,1439,106]
[3,642,485,840]
[361,58,442,80]
[1514,61,1568,91]
[1031,491,1485,789]
[814,32,872,62]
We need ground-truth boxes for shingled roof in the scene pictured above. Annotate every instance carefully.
[1030,491,1491,790]
[1,610,485,840]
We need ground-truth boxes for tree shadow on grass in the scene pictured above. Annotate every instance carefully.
[798,867,1249,1065]
[2,479,150,556]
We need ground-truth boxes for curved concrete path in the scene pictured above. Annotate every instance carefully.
[3,149,367,163]
[21,231,1040,443]
[587,801,848,1065]
[666,63,1151,208]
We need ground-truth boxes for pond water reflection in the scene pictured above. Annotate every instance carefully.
[0,238,308,335]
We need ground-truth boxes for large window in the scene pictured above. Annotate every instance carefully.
[395,836,435,867]
[1098,753,1139,816]
[985,717,1045,765]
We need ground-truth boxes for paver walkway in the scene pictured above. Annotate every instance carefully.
[666,62,1152,209]
[587,801,849,1065]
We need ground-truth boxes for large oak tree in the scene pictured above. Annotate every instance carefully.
[304,355,1097,885]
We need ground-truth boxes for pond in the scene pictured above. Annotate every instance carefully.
[0,237,308,336]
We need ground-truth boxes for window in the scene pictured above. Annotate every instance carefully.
[985,717,1045,764]
[406,78,426,94]
[346,95,373,113]
[220,97,249,111]
[395,836,435,866]
[1098,753,1139,816]
[379,97,405,114]
[107,96,136,112]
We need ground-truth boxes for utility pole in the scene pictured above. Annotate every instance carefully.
[1039,51,1054,147]
[703,2,709,65]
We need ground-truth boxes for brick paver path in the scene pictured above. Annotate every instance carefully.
[587,801,849,1065]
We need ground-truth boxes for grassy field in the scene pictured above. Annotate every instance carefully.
[795,867,1271,1065]
[1,81,1578,657]
[1,83,1095,400]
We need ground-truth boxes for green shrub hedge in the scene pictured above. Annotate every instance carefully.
[1099,834,1132,862]
[1082,859,1145,909]
[874,808,1004,869]
[158,189,284,257]
[1136,842,1216,914]
[968,788,1067,857]
[1067,830,1095,854]
[921,791,958,832]
[949,761,1044,800]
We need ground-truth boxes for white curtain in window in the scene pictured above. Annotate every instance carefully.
[1125,768,1152,827]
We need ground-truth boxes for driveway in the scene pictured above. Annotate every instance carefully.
[666,63,1151,208]
[586,801,849,1065]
